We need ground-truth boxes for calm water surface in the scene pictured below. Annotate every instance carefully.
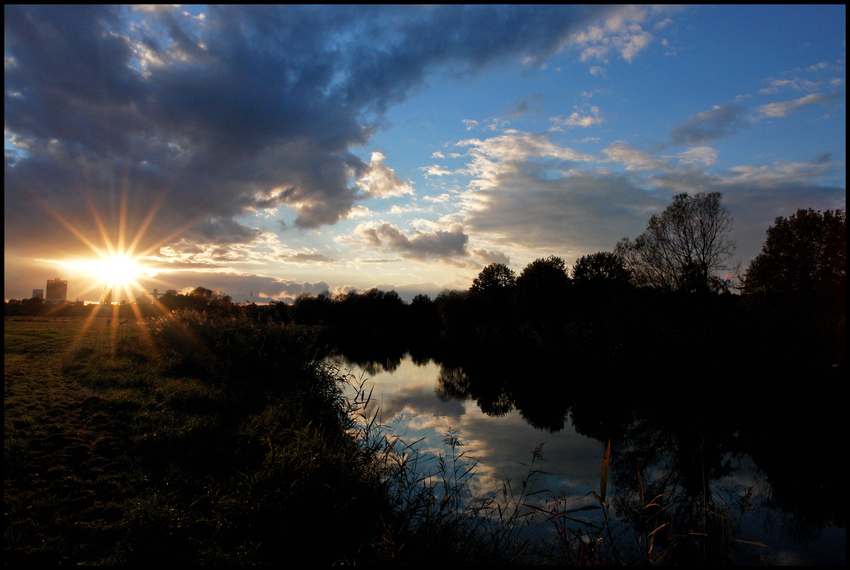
[329,351,845,566]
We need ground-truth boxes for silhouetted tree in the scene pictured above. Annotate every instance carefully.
[742,208,846,366]
[470,263,516,293]
[268,301,291,323]
[572,251,631,285]
[743,208,845,303]
[517,256,570,296]
[516,255,571,326]
[160,289,180,311]
[435,289,476,345]
[408,293,440,341]
[191,286,215,300]
[468,264,518,343]
[291,292,332,325]
[616,192,736,293]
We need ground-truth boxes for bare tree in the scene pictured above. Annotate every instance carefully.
[615,192,736,293]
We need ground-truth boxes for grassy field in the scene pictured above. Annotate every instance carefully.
[4,315,396,565]
[5,317,139,564]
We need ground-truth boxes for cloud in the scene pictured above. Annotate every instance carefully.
[654,17,673,31]
[752,91,845,119]
[601,142,668,171]
[470,248,511,266]
[190,218,264,245]
[549,106,603,129]
[456,131,595,189]
[568,5,657,64]
[378,383,467,424]
[459,167,667,258]
[507,93,544,117]
[669,91,844,147]
[453,126,844,273]
[277,252,336,265]
[420,165,453,177]
[355,222,471,263]
[758,77,821,94]
[670,104,749,145]
[4,4,606,265]
[669,146,718,167]
[356,152,414,198]
[141,265,333,304]
[722,157,838,185]
[422,193,452,203]
[450,133,671,256]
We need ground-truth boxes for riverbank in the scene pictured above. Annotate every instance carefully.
[4,316,378,563]
[4,314,528,565]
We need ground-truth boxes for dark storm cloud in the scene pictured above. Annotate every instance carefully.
[191,218,264,245]
[4,4,607,260]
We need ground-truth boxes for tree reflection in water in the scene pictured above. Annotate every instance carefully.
[329,333,845,564]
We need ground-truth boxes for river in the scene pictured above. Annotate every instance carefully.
[328,349,846,566]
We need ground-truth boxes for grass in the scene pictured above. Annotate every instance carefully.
[5,314,766,565]
[5,315,389,564]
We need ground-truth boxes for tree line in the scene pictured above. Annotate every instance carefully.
[6,194,845,373]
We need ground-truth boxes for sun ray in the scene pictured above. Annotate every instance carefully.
[34,196,110,261]
[125,193,165,259]
[87,198,117,260]
[20,167,214,312]
[118,186,128,259]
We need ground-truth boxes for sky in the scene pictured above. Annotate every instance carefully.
[4,5,846,304]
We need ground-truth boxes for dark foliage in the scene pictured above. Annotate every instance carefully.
[742,208,845,366]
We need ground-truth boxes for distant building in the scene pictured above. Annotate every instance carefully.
[45,278,67,303]
[32,289,44,300]
[135,291,153,304]
[100,286,113,305]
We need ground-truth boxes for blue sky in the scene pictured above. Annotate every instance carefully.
[4,5,845,303]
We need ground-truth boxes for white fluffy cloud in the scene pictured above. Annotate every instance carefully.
[420,164,453,177]
[549,106,603,130]
[568,5,658,64]
[356,152,414,198]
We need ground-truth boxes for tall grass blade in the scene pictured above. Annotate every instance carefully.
[600,439,611,504]
[637,463,645,508]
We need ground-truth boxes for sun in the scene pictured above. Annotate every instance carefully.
[76,253,148,303]
[86,254,142,287]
